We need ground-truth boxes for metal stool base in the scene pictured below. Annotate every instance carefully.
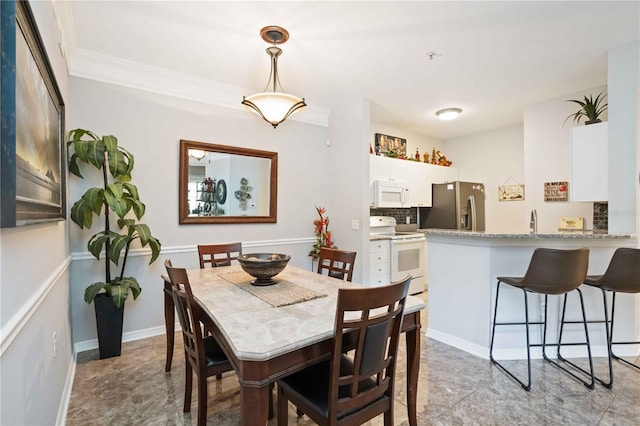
[490,281,595,391]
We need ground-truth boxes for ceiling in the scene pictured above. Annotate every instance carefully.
[57,1,639,140]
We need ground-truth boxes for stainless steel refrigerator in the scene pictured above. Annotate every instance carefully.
[420,181,485,231]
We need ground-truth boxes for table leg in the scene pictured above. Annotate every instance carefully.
[240,382,270,425]
[163,280,175,372]
[405,323,421,426]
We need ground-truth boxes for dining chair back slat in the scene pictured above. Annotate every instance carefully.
[198,242,242,268]
[317,247,357,282]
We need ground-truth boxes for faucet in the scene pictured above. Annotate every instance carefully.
[530,209,538,234]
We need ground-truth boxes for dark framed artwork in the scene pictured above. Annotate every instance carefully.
[374,133,407,158]
[1,1,66,227]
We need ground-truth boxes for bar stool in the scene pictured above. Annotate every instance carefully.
[489,247,594,391]
[560,247,640,388]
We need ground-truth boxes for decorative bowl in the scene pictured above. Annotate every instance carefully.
[237,253,291,286]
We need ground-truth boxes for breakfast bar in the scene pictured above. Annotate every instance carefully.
[421,229,638,361]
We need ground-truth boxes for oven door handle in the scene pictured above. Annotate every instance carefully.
[391,237,426,245]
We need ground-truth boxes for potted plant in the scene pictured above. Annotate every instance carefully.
[564,91,608,125]
[308,206,336,260]
[67,129,161,358]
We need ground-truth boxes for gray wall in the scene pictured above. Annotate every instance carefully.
[0,2,73,425]
[66,78,334,346]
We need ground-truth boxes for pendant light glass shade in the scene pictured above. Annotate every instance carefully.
[242,92,306,128]
[189,149,206,160]
[242,27,306,128]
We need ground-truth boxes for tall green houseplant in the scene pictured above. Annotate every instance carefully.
[67,128,161,310]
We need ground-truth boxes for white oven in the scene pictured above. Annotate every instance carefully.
[369,216,427,295]
[390,236,427,295]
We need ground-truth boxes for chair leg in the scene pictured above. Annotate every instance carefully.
[197,373,208,426]
[277,385,288,425]
[599,288,614,388]
[546,290,595,389]
[184,360,193,413]
[489,282,532,391]
[164,286,175,372]
[269,382,275,420]
[609,292,640,372]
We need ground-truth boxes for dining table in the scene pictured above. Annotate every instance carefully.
[185,263,425,425]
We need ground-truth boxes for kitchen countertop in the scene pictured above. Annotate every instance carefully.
[370,235,392,241]
[419,229,634,239]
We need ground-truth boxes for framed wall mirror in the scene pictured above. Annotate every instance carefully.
[179,139,277,224]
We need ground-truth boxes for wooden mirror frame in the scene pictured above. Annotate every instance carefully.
[179,139,278,224]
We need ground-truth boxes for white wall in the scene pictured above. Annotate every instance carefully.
[443,124,525,233]
[608,41,639,234]
[0,1,73,425]
[523,85,607,233]
[328,99,372,283]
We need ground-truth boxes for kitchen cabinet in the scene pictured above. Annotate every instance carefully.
[570,122,608,202]
[370,155,458,207]
[369,239,391,286]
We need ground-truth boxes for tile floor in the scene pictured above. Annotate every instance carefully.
[67,293,640,425]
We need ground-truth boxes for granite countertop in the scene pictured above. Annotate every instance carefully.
[418,228,634,239]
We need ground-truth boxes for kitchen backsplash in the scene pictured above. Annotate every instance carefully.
[593,202,608,232]
[372,204,609,232]
[370,207,418,225]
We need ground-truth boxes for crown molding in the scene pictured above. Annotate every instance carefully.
[68,49,330,127]
[50,0,76,70]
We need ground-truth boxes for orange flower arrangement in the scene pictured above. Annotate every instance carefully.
[309,206,336,259]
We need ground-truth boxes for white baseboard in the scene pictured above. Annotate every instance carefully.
[426,328,490,360]
[56,356,76,425]
[73,324,168,355]
[425,328,638,360]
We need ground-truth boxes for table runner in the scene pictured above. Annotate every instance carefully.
[217,270,327,307]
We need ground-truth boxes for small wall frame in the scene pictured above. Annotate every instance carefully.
[498,184,525,202]
[544,181,569,202]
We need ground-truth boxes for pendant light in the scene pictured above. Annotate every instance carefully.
[242,26,306,128]
[189,149,206,160]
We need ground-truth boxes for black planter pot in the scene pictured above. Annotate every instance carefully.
[585,119,602,125]
[94,293,125,359]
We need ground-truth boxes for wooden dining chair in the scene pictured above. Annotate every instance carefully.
[317,247,357,282]
[164,259,234,426]
[197,242,242,268]
[277,275,411,425]
[164,242,242,372]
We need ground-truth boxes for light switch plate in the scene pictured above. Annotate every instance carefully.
[351,219,359,230]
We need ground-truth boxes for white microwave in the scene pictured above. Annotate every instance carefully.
[372,180,409,208]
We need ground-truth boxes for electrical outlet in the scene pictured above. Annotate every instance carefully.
[53,331,58,358]
[351,219,359,230]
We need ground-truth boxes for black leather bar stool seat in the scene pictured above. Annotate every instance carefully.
[563,248,640,388]
[490,247,595,391]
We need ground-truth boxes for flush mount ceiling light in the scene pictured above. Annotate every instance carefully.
[436,108,462,121]
[242,26,306,129]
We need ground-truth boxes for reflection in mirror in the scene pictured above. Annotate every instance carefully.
[179,140,277,224]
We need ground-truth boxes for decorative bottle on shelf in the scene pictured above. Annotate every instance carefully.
[431,148,437,164]
[415,148,420,160]
[423,152,429,163]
